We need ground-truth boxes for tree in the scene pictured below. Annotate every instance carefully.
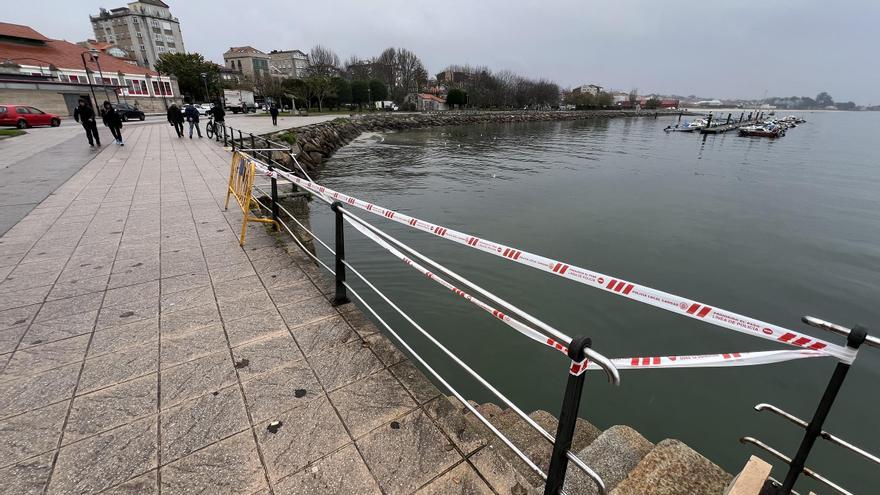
[447,88,467,109]
[351,80,370,110]
[309,45,340,77]
[369,80,387,104]
[155,52,219,102]
[628,89,638,105]
[815,92,834,108]
[306,75,335,111]
[332,77,352,109]
[645,97,661,109]
[282,78,310,110]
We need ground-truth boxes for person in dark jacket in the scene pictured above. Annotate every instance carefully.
[72,98,101,147]
[208,101,226,141]
[167,103,184,137]
[184,102,201,138]
[101,101,124,146]
[269,103,279,126]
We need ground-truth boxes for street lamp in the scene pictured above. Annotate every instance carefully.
[90,50,113,104]
[79,51,100,112]
[200,72,210,103]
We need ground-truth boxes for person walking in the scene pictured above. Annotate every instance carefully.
[269,103,279,126]
[184,101,202,138]
[167,103,184,138]
[209,100,226,141]
[72,98,101,147]
[101,101,124,146]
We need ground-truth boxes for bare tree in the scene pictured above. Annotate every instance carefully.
[374,47,397,94]
[309,45,340,77]
[394,48,425,102]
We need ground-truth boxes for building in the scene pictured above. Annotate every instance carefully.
[223,46,270,79]
[89,0,185,70]
[268,49,310,79]
[0,22,179,115]
[436,70,469,84]
[573,84,603,96]
[406,92,448,111]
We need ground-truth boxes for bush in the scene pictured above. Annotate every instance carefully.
[278,132,297,145]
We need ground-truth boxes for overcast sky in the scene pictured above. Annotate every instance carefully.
[8,0,878,104]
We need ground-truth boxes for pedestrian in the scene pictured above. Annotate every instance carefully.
[72,98,101,147]
[269,103,279,126]
[209,100,226,141]
[184,100,201,138]
[101,101,124,146]
[167,103,184,138]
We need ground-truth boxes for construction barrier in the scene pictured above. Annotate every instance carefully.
[224,151,276,245]
[252,160,855,363]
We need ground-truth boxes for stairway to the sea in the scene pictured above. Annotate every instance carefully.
[427,395,734,494]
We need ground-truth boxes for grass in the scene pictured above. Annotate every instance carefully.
[0,129,26,139]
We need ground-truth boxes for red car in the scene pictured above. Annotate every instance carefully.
[0,104,62,129]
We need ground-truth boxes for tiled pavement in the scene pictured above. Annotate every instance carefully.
[0,124,504,494]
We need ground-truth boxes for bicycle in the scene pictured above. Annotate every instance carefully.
[205,114,217,139]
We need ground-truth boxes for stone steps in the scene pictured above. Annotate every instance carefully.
[451,399,732,495]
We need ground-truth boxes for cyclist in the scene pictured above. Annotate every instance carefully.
[207,100,226,141]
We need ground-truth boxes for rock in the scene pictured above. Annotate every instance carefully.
[610,439,732,495]
[308,151,323,164]
[564,425,654,495]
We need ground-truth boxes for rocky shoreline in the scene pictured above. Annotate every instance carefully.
[265,109,693,171]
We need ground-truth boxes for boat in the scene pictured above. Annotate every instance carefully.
[664,119,708,133]
[739,125,784,138]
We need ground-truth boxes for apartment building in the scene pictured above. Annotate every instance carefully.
[89,0,185,69]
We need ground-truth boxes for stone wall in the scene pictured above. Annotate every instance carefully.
[265,110,690,171]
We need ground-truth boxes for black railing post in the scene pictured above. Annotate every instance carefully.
[269,165,279,231]
[230,127,235,151]
[238,129,243,149]
[544,336,591,495]
[777,326,868,494]
[330,201,350,306]
[250,133,256,150]
[223,124,228,146]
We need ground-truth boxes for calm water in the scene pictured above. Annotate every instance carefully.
[306,112,880,493]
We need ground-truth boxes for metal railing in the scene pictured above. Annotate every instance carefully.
[740,319,878,495]
[224,128,876,495]
[236,147,619,494]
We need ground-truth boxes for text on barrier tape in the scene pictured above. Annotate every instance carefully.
[249,161,855,363]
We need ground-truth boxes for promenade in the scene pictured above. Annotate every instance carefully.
[0,123,495,494]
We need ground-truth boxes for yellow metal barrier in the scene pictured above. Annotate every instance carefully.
[224,151,276,245]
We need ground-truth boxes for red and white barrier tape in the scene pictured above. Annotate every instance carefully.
[247,157,855,364]
[578,349,827,375]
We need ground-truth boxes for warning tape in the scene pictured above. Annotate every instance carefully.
[249,160,855,363]
[345,211,831,376]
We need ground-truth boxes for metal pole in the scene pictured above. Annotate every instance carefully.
[238,130,243,150]
[544,336,591,495]
[223,123,228,147]
[269,165,280,230]
[777,327,868,494]
[93,53,111,104]
[80,52,100,112]
[250,133,256,150]
[330,201,351,306]
[230,127,235,151]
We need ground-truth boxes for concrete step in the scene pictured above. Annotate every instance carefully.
[563,425,654,495]
[486,408,602,489]
[610,439,733,495]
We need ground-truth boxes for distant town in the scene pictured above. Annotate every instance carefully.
[0,0,875,117]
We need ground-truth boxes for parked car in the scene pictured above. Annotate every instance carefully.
[111,103,145,121]
[0,104,61,128]
[197,103,213,115]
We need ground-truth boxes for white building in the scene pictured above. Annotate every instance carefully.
[89,0,185,70]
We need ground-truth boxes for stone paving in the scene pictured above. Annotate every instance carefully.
[0,123,499,494]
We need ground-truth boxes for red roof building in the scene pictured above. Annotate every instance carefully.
[0,22,178,115]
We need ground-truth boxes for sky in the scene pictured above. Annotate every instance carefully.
[7,0,879,104]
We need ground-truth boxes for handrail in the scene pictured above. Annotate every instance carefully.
[803,316,880,349]
[755,403,880,466]
[243,150,614,494]
[740,437,852,495]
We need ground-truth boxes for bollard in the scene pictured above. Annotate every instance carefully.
[269,165,280,231]
[776,327,868,494]
[544,336,591,495]
[330,202,350,306]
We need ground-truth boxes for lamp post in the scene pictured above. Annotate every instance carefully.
[200,72,210,103]
[79,51,100,112]
[90,50,112,104]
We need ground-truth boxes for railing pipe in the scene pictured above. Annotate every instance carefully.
[803,317,880,349]
[754,403,880,466]
[545,336,594,495]
[330,201,350,306]
[777,327,867,494]
[740,437,852,495]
